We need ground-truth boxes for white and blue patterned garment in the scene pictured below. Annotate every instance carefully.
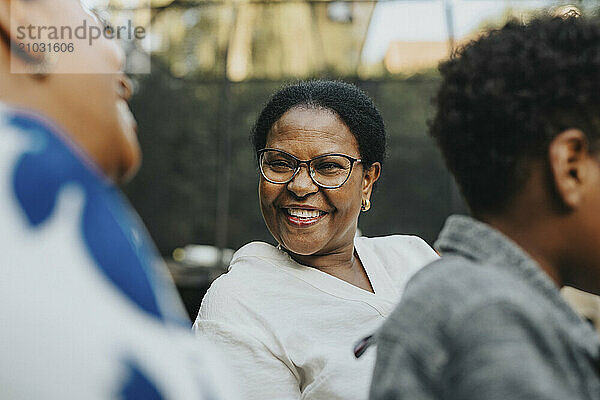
[0,103,237,400]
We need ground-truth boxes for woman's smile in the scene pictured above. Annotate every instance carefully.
[282,207,329,227]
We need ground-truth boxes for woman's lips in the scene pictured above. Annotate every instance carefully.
[283,208,327,227]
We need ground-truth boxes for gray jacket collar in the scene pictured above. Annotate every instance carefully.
[435,214,600,357]
[435,215,556,296]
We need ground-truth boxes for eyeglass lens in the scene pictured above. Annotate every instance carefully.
[260,150,353,188]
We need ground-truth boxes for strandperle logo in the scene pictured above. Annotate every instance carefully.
[16,19,147,46]
[10,0,151,74]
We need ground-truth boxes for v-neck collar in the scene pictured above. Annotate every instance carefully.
[231,238,399,316]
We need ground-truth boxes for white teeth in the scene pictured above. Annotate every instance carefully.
[287,208,322,218]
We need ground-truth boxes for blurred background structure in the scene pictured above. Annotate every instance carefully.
[85,0,598,319]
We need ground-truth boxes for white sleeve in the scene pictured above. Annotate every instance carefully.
[171,329,243,400]
[193,319,301,400]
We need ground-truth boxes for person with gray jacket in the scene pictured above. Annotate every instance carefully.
[370,14,600,400]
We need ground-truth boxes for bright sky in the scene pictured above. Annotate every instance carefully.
[361,0,556,64]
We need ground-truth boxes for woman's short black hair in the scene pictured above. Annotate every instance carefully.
[251,80,386,168]
[430,15,600,214]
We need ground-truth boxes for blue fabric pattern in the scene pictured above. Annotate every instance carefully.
[9,111,187,326]
[120,360,164,400]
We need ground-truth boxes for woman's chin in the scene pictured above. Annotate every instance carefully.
[280,240,320,257]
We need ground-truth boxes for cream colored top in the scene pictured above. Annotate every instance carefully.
[193,235,438,400]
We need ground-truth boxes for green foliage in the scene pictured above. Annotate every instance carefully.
[125,63,221,254]
[358,78,462,244]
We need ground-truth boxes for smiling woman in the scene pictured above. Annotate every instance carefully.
[193,80,439,400]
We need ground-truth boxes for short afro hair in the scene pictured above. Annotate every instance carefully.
[251,80,386,168]
[430,15,600,214]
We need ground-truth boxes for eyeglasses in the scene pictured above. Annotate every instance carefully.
[258,148,362,189]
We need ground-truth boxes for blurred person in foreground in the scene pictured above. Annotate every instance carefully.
[0,0,236,398]
[193,80,439,400]
[370,14,600,400]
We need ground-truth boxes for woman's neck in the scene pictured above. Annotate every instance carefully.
[286,242,374,293]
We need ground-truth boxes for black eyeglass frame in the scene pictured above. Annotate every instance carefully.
[257,148,362,189]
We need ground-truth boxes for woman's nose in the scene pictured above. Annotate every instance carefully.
[287,164,319,197]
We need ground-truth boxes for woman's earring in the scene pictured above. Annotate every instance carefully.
[361,198,371,212]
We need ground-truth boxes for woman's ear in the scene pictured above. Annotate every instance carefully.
[362,161,381,199]
[548,129,591,209]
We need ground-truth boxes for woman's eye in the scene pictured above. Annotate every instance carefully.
[268,161,294,169]
[315,163,343,173]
